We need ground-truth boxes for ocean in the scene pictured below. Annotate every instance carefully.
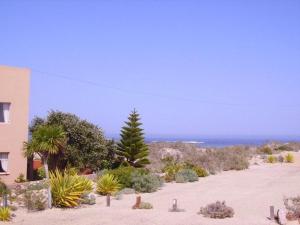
[146,136,300,148]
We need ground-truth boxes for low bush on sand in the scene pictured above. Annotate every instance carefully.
[267,155,277,163]
[284,196,300,220]
[258,146,273,155]
[285,153,294,163]
[183,162,209,177]
[137,202,153,209]
[105,167,149,189]
[131,172,163,193]
[175,169,198,183]
[199,201,234,219]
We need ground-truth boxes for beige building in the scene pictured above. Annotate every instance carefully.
[0,65,30,184]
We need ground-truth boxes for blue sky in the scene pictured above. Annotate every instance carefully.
[0,1,300,138]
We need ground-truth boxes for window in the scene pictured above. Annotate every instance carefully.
[0,153,8,173]
[0,103,10,123]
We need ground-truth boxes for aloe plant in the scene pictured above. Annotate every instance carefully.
[50,169,93,208]
[96,174,121,195]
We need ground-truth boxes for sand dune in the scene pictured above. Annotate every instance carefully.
[11,152,300,225]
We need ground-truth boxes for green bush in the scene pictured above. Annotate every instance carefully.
[37,167,46,179]
[175,169,198,183]
[183,163,209,177]
[107,167,148,188]
[0,207,11,221]
[96,174,121,195]
[137,202,153,209]
[131,172,162,193]
[50,169,93,208]
[267,155,277,163]
[15,173,26,183]
[162,161,183,182]
[285,153,294,163]
[0,180,9,197]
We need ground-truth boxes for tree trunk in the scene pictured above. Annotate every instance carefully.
[44,162,52,209]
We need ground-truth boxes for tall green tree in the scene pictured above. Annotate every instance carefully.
[30,111,117,171]
[117,109,149,167]
[24,124,67,208]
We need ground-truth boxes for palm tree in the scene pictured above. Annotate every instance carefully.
[24,124,67,208]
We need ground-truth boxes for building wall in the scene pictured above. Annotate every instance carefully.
[0,65,30,184]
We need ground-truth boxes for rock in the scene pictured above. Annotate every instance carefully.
[81,193,96,205]
[277,208,287,225]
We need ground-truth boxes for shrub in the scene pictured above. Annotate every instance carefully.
[183,162,209,177]
[0,180,9,197]
[192,166,209,177]
[163,161,183,182]
[37,167,46,179]
[199,201,234,219]
[175,169,198,183]
[131,172,162,193]
[118,188,135,195]
[259,146,273,155]
[50,169,93,208]
[0,207,11,221]
[15,173,26,183]
[285,153,294,163]
[27,182,48,191]
[276,145,293,152]
[137,202,153,209]
[284,196,300,220]
[267,155,277,163]
[277,155,284,163]
[96,174,121,195]
[24,191,47,211]
[107,167,148,188]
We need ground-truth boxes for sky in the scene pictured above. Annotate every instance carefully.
[0,0,300,138]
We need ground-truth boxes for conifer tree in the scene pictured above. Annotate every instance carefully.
[117,109,149,167]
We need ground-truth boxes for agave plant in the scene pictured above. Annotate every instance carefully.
[50,169,93,208]
[0,207,11,221]
[96,174,121,195]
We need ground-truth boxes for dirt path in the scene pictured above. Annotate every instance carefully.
[10,152,300,225]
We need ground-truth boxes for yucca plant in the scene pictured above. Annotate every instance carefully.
[96,174,121,195]
[0,207,11,221]
[50,169,93,208]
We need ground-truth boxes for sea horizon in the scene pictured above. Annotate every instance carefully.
[107,134,300,148]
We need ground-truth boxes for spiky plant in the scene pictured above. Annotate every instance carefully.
[96,174,121,195]
[0,207,11,221]
[50,169,93,208]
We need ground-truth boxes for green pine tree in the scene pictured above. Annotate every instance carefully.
[117,109,150,167]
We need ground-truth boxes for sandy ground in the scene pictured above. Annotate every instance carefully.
[7,152,300,225]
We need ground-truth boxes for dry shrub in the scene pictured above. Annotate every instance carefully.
[148,143,251,174]
[284,196,300,220]
[199,201,234,219]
